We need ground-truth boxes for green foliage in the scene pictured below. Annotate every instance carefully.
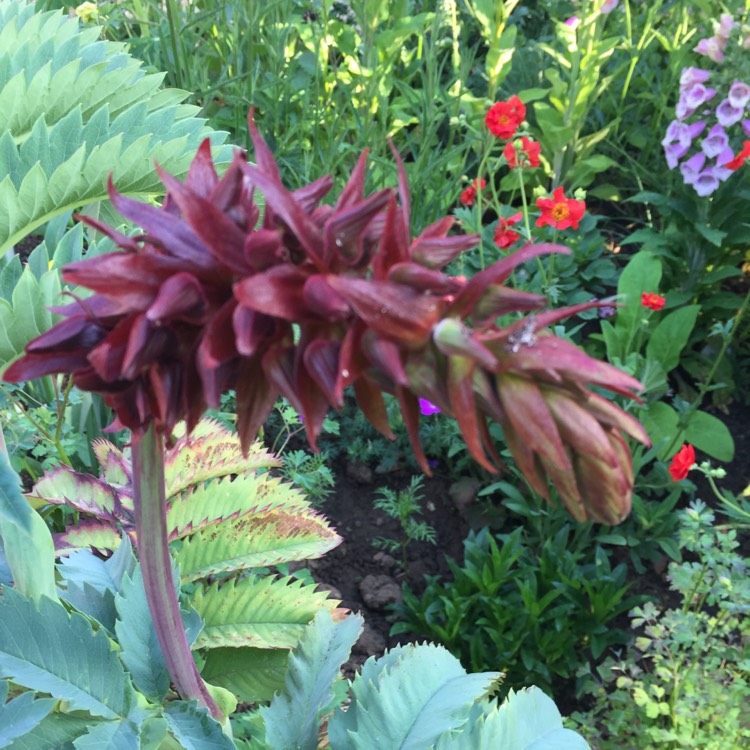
[0,0,229,254]
[373,475,437,571]
[240,610,589,749]
[572,501,750,748]
[26,419,344,706]
[279,449,335,507]
[393,521,644,696]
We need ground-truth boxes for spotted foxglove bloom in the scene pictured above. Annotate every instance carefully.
[680,152,706,184]
[680,67,711,88]
[694,167,720,196]
[662,120,706,168]
[728,80,750,109]
[717,98,745,127]
[701,124,729,158]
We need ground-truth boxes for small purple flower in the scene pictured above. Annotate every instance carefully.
[662,120,707,167]
[694,37,725,63]
[680,67,711,89]
[598,305,617,319]
[701,124,729,158]
[717,13,735,39]
[714,147,735,181]
[599,0,618,13]
[743,119,750,138]
[427,458,440,470]
[418,398,441,416]
[694,168,720,197]
[716,99,744,127]
[728,81,750,110]
[680,152,706,185]
[683,83,717,110]
[664,141,690,169]
[565,16,580,30]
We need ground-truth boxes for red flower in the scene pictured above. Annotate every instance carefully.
[535,187,586,230]
[3,112,650,525]
[669,444,695,481]
[485,96,526,139]
[494,212,523,249]
[641,292,666,311]
[724,140,750,170]
[460,178,487,206]
[503,137,542,169]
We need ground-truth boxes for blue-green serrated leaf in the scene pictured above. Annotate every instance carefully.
[262,611,363,750]
[163,701,235,750]
[0,587,136,719]
[114,564,170,703]
[434,688,590,750]
[72,718,140,750]
[0,682,56,746]
[5,712,98,750]
[54,522,123,556]
[28,465,119,517]
[328,643,500,750]
[0,452,57,602]
[57,539,135,630]
[191,575,344,650]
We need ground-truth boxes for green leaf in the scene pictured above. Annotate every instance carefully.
[114,564,171,703]
[328,643,500,750]
[191,575,343,650]
[163,701,235,750]
[434,687,589,749]
[0,452,57,602]
[261,611,363,750]
[201,647,290,704]
[175,508,341,582]
[645,306,700,374]
[5,712,98,750]
[72,720,140,750]
[0,587,136,720]
[616,251,661,331]
[685,410,735,462]
[0,681,56,746]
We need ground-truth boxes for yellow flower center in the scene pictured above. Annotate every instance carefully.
[551,203,569,221]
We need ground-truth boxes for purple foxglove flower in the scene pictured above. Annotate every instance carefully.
[701,124,729,158]
[418,398,441,416]
[717,13,734,39]
[680,152,706,185]
[664,141,690,169]
[663,120,706,148]
[714,147,735,181]
[728,81,750,110]
[684,83,717,110]
[694,168,720,196]
[694,37,725,62]
[717,99,744,127]
[680,67,711,89]
[599,0,618,13]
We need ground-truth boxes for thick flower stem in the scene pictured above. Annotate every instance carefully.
[132,425,221,720]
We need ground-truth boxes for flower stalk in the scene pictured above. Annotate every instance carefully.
[132,424,221,720]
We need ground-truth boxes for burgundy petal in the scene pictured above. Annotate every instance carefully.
[303,276,351,321]
[185,139,220,198]
[302,339,342,408]
[146,272,208,324]
[235,266,313,321]
[386,262,463,294]
[3,351,90,382]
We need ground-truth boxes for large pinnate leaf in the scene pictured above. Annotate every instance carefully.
[28,465,122,519]
[0,587,137,720]
[200,648,291,704]
[191,575,344,650]
[167,473,308,540]
[175,507,341,582]
[434,688,591,749]
[162,701,236,750]
[0,0,230,254]
[327,643,500,750]
[165,420,281,498]
[4,713,99,750]
[261,611,363,750]
[0,681,56,746]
